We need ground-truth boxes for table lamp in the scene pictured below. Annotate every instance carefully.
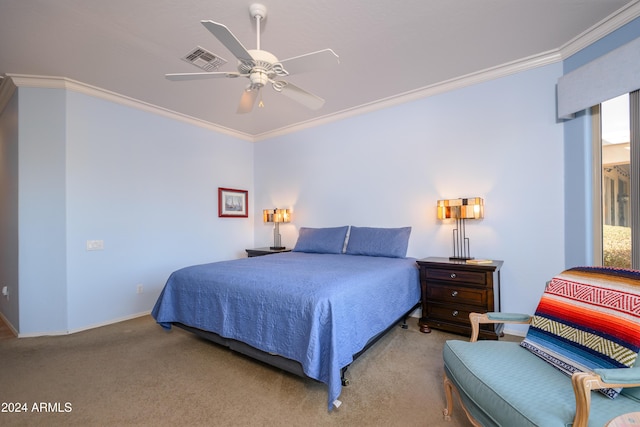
[437,197,484,260]
[263,208,290,250]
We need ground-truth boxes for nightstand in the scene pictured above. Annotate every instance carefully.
[245,247,292,257]
[416,257,503,340]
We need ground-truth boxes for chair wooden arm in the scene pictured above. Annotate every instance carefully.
[572,370,640,427]
[469,312,532,342]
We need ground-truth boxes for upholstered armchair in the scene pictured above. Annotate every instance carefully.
[442,267,640,427]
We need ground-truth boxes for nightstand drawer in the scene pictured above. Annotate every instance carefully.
[427,304,474,325]
[425,268,487,286]
[427,284,487,306]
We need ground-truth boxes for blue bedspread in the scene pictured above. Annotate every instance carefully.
[151,252,420,410]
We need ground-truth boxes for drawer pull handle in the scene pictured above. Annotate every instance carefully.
[451,291,458,297]
[452,310,459,317]
[450,273,457,279]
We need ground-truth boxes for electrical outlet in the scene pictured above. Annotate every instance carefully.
[86,240,104,251]
[136,284,143,294]
[1,286,8,299]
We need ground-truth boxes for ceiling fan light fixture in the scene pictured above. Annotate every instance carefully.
[250,70,269,88]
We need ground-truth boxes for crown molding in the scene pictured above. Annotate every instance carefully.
[560,0,640,59]
[257,3,640,142]
[252,49,562,142]
[5,0,639,143]
[4,74,255,142]
[0,49,563,144]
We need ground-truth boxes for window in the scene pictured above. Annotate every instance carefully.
[594,91,639,269]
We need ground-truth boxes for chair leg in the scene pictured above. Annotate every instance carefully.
[443,371,484,427]
[443,372,454,421]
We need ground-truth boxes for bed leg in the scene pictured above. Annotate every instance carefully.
[400,317,409,329]
[341,366,350,386]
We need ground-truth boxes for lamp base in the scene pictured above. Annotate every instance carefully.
[449,256,473,261]
[270,246,286,250]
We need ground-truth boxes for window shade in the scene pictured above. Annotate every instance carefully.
[557,36,640,119]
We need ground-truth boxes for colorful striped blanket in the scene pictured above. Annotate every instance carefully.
[520,266,640,398]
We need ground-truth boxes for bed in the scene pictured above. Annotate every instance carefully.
[151,226,420,410]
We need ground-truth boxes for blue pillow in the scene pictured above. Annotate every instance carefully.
[345,226,411,258]
[292,226,349,254]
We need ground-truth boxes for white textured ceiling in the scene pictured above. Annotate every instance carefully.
[1,0,638,140]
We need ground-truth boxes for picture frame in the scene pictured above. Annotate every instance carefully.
[218,187,248,218]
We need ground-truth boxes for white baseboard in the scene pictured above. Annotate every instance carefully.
[17,311,151,338]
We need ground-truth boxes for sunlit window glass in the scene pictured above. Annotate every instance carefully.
[601,94,631,268]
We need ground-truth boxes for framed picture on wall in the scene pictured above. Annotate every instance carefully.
[218,187,248,218]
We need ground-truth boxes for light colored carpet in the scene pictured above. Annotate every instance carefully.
[0,315,473,426]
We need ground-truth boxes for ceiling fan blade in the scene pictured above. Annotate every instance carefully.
[279,49,339,75]
[277,82,325,110]
[201,20,254,65]
[237,89,259,114]
[165,72,243,81]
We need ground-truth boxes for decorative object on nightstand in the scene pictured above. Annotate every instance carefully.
[437,197,484,261]
[263,208,290,250]
[245,247,292,257]
[416,257,503,339]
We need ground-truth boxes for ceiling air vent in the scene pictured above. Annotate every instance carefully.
[181,46,227,71]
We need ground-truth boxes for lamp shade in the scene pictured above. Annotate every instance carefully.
[437,198,484,220]
[263,208,291,223]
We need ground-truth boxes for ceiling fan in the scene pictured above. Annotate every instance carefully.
[166,3,339,114]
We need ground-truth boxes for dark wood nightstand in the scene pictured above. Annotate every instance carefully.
[416,257,503,340]
[245,247,292,257]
